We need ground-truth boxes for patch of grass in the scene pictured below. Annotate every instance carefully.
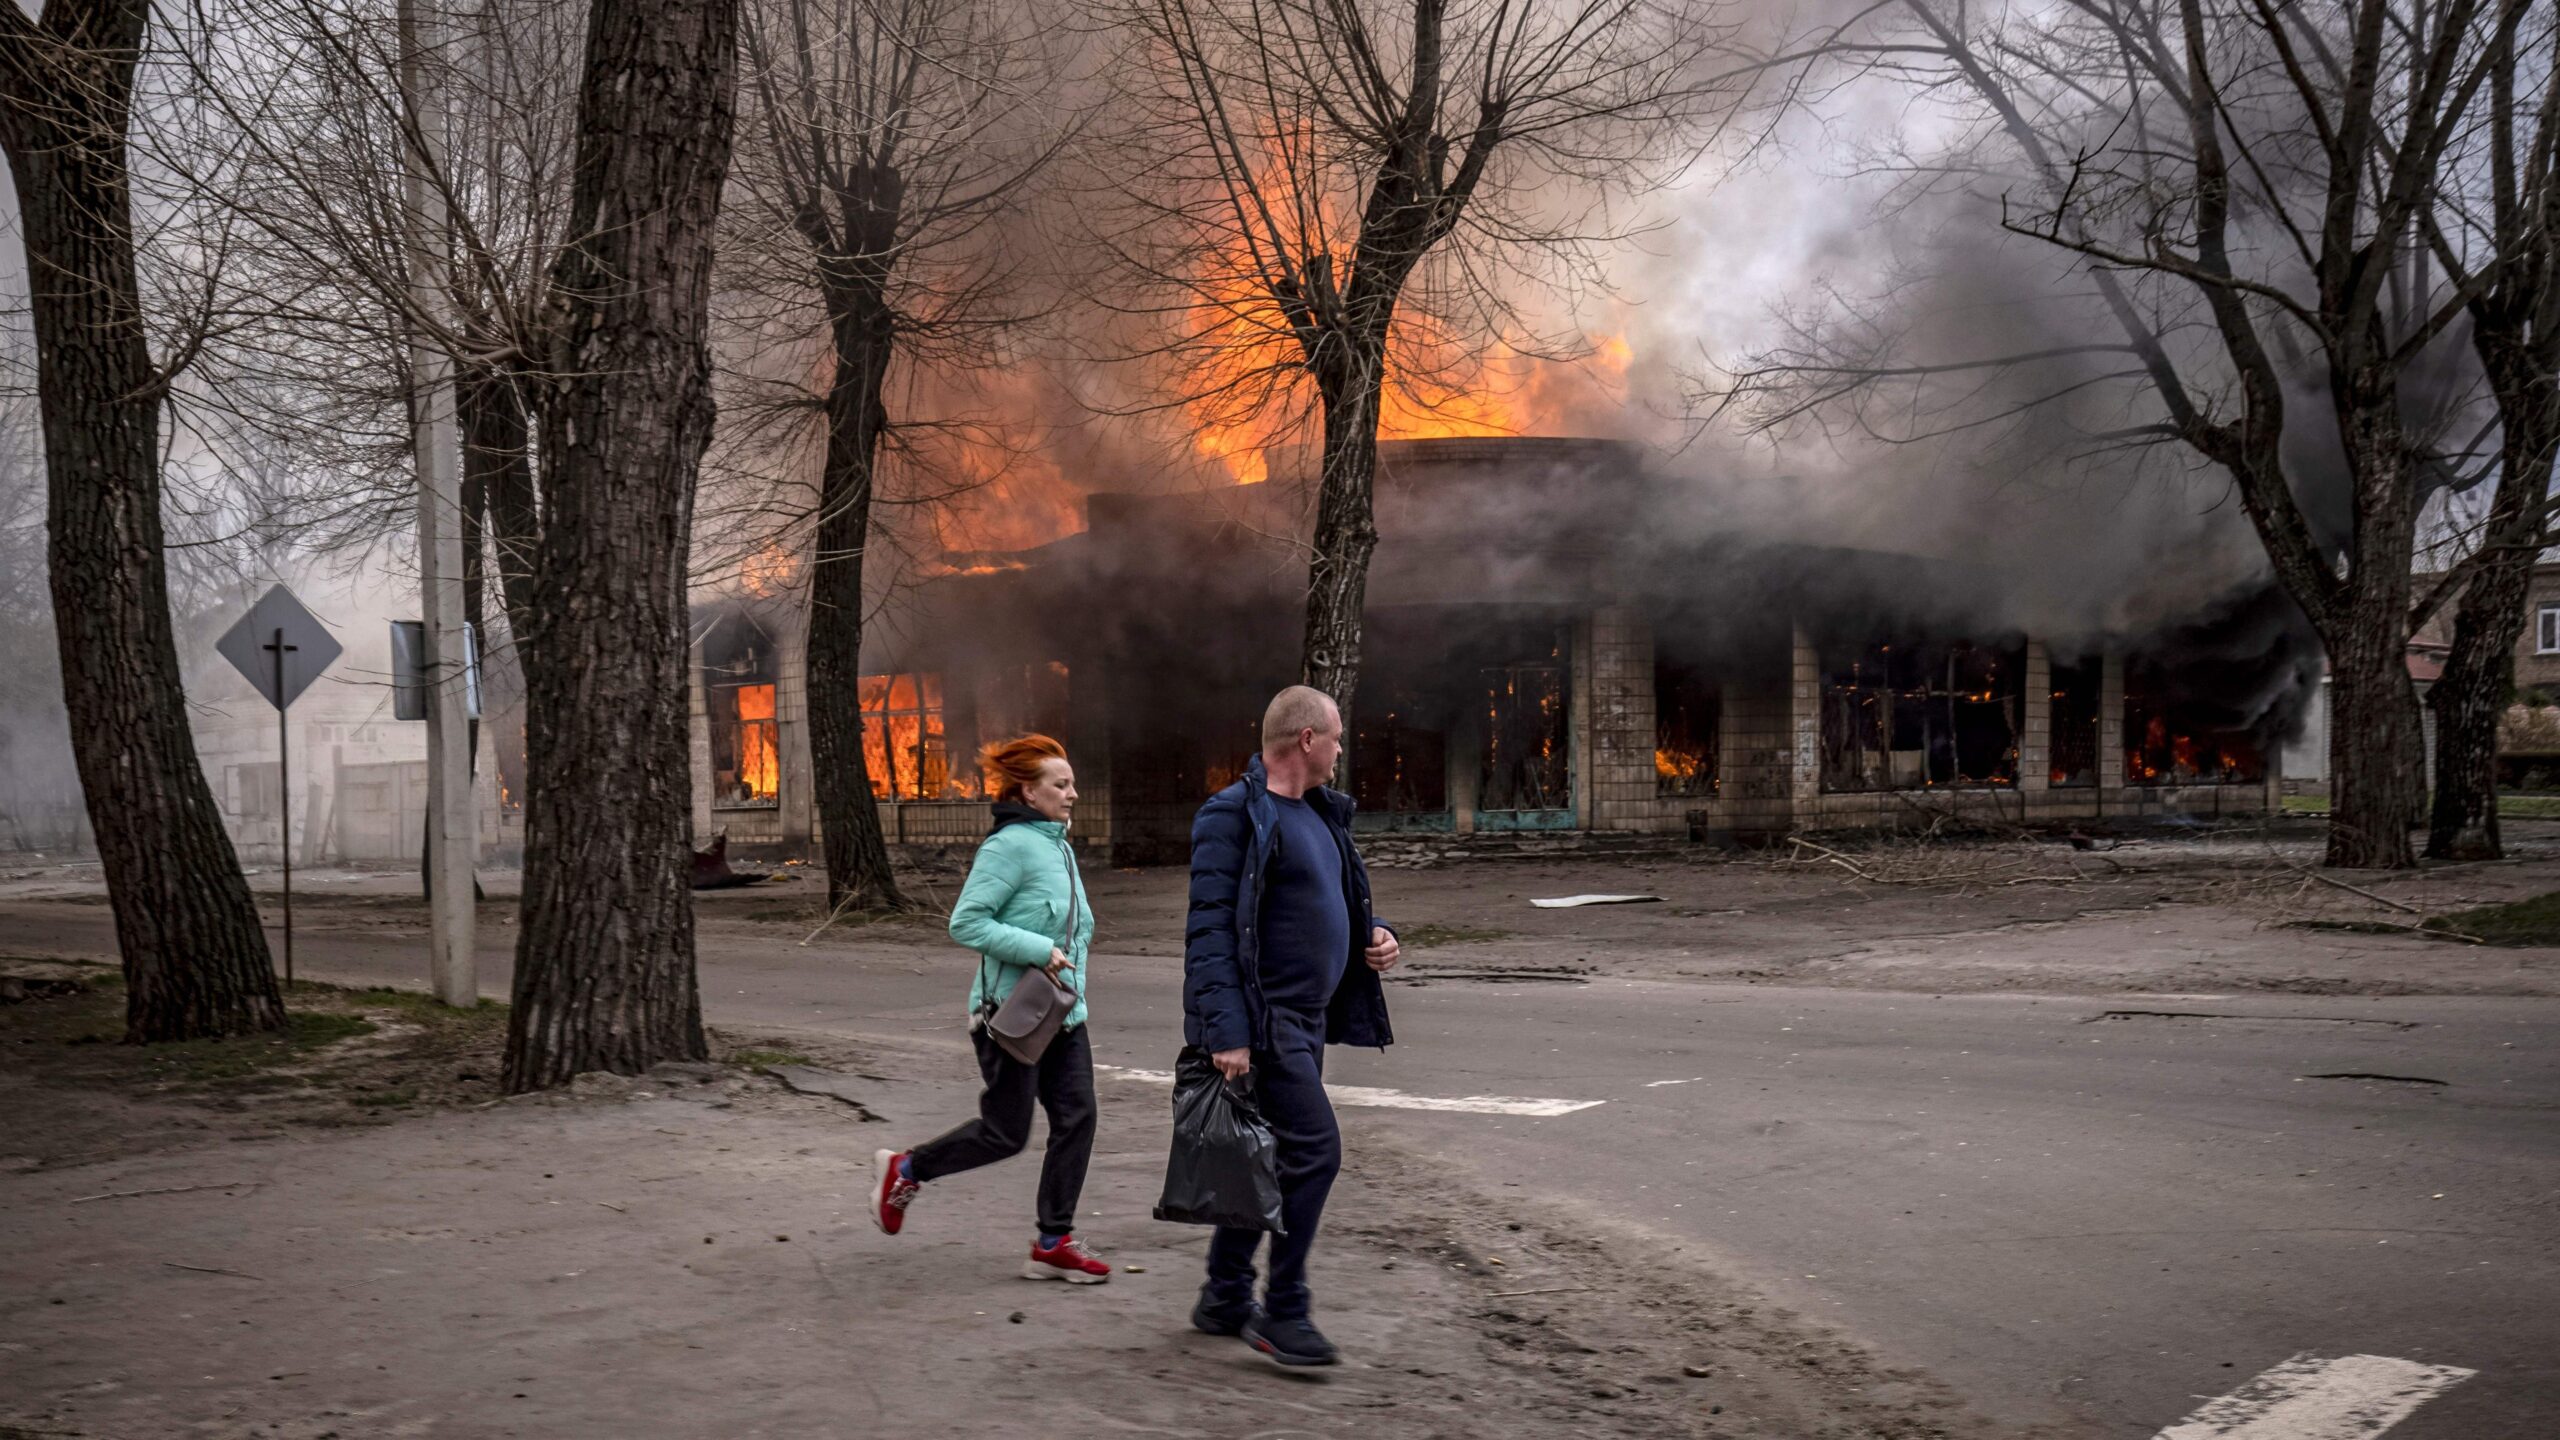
[1,963,512,1118]
[1395,923,1514,949]
[291,978,505,1022]
[2424,889,2560,946]
[2281,794,2331,815]
[140,1011,378,1086]
[728,1047,811,1069]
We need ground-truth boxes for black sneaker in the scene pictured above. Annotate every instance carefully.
[1242,1313,1339,1367]
[1191,1290,1258,1337]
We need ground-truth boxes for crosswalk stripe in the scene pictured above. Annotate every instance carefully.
[1096,1065,1604,1117]
[2151,1353,2475,1439]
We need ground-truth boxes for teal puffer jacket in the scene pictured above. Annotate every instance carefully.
[949,813,1093,1032]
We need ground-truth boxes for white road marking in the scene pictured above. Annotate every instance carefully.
[2151,1353,2475,1440]
[1646,1077,1705,1088]
[1096,1065,1605,1117]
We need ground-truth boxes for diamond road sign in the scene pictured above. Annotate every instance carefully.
[215,584,342,711]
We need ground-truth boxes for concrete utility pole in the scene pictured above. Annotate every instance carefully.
[399,0,477,1008]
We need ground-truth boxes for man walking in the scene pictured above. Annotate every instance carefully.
[1182,684,1401,1367]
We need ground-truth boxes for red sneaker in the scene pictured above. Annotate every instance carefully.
[871,1149,919,1235]
[1024,1236,1111,1284]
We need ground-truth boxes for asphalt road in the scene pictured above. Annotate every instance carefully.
[7,899,2554,1437]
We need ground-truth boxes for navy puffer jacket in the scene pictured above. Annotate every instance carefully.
[1183,754,1394,1055]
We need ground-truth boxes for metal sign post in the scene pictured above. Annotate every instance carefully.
[216,585,342,991]
[267,627,296,983]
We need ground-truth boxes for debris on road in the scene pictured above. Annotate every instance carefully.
[1531,894,1662,908]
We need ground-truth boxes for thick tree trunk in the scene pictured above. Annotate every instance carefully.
[2314,361,2426,870]
[804,288,905,913]
[1301,361,1385,729]
[2327,640,2424,868]
[503,0,739,1092]
[0,0,284,1042]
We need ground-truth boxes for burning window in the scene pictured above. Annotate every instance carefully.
[862,673,969,801]
[1481,631,1572,813]
[2048,656,2100,788]
[1819,639,2023,792]
[1655,655,1720,798]
[1353,673,1449,816]
[2123,661,2266,785]
[704,613,781,809]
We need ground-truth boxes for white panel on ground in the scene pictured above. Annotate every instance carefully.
[1097,1065,1604,1117]
[2151,1353,2475,1440]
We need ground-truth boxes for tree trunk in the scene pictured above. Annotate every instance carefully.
[2320,379,2423,869]
[2313,357,2426,869]
[462,369,539,654]
[804,284,906,914]
[2428,312,2560,859]
[0,0,284,1042]
[1301,355,1385,733]
[503,0,740,1092]
[2424,424,2545,862]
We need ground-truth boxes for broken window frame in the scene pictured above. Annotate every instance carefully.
[1479,627,1574,822]
[1654,653,1721,799]
[2048,656,2101,788]
[704,613,782,810]
[1818,638,2024,793]
[860,672,962,802]
[2122,661,2268,786]
[1352,668,1452,826]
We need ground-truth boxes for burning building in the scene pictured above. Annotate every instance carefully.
[688,437,2293,862]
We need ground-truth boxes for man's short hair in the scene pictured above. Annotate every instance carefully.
[1261,685,1339,748]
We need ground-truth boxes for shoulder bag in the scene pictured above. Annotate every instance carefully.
[983,834,1080,1065]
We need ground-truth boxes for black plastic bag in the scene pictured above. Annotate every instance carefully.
[1153,1046,1286,1234]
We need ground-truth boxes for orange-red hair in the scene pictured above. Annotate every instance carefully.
[980,733,1068,804]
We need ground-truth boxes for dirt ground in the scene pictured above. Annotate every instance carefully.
[0,960,2041,1440]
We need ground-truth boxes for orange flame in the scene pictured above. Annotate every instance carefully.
[1177,219,1634,485]
[735,684,779,800]
[741,545,800,597]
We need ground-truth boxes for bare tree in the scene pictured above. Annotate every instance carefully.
[500,0,742,1089]
[2413,1,2560,859]
[0,0,285,1039]
[1712,0,2516,869]
[723,0,1069,912]
[1090,0,1735,730]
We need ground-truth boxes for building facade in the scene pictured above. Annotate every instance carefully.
[690,439,2287,863]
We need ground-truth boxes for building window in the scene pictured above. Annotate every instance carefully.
[228,762,281,819]
[863,673,958,800]
[2048,656,2101,788]
[2123,660,2266,784]
[1654,654,1720,798]
[1480,628,1573,813]
[2539,604,2560,655]
[1352,670,1449,816]
[1819,638,2023,792]
[704,612,781,809]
